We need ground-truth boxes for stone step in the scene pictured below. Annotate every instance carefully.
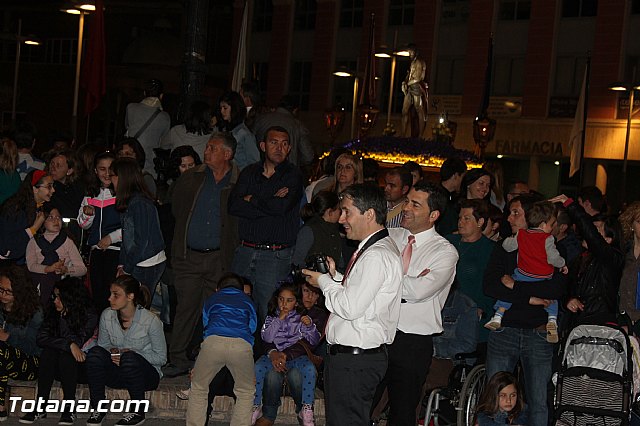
[8,378,326,424]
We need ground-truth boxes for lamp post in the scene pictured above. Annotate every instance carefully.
[375,31,409,136]
[609,73,640,203]
[333,68,359,139]
[62,1,95,139]
[11,19,40,123]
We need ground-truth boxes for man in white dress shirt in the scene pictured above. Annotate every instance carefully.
[304,184,402,426]
[386,180,458,426]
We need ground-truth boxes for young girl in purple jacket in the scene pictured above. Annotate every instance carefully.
[251,282,320,426]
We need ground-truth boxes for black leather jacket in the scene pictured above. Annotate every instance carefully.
[566,201,624,325]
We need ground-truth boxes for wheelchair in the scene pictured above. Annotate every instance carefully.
[422,352,487,426]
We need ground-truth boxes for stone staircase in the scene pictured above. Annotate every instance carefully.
[8,378,326,424]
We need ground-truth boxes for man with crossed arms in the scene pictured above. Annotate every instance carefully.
[385,181,458,426]
[304,184,402,426]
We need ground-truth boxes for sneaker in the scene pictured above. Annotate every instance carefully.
[176,388,190,400]
[58,413,76,425]
[161,363,189,378]
[251,405,262,425]
[19,412,47,423]
[0,410,7,422]
[484,314,502,331]
[547,320,559,343]
[86,412,106,425]
[115,413,145,425]
[298,405,315,426]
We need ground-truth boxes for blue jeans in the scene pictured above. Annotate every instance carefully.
[231,246,293,321]
[254,355,316,407]
[260,358,315,421]
[485,327,553,426]
[131,262,166,298]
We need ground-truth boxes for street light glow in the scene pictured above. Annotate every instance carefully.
[333,71,352,77]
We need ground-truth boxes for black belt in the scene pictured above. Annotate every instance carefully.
[240,240,291,251]
[328,344,386,356]
[187,246,220,253]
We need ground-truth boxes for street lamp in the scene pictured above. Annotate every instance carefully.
[61,1,95,139]
[608,75,640,203]
[333,67,359,139]
[375,30,407,136]
[10,19,40,123]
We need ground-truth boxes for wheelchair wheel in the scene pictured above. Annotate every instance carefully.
[456,364,486,426]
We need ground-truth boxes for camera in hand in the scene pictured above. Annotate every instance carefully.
[292,254,330,280]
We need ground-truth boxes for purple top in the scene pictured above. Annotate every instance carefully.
[261,310,321,351]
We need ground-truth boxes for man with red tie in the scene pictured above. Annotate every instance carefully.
[304,184,402,426]
[386,180,458,426]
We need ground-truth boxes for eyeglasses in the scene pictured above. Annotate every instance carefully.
[50,293,61,301]
[37,184,54,190]
[0,288,13,296]
[46,215,62,221]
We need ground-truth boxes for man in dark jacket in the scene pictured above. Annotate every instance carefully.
[483,194,566,426]
[162,132,240,378]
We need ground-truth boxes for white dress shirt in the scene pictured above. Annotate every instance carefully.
[318,231,402,349]
[389,227,458,335]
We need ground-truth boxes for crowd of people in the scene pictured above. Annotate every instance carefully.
[0,77,639,426]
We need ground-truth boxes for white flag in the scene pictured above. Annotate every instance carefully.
[231,0,248,92]
[569,67,587,178]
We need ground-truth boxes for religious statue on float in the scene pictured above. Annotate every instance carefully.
[401,44,429,138]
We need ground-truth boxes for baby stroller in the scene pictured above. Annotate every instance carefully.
[555,324,633,426]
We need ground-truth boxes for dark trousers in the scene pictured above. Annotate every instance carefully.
[386,331,433,426]
[89,249,119,312]
[0,341,39,406]
[37,348,86,410]
[324,350,387,426]
[170,252,221,368]
[86,346,159,414]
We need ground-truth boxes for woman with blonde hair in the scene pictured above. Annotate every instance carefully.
[618,201,640,325]
[0,139,20,205]
[330,153,363,194]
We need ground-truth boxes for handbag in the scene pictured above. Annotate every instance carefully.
[297,338,324,369]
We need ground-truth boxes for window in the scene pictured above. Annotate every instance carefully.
[294,0,316,30]
[289,62,312,110]
[434,57,465,94]
[380,59,410,114]
[250,62,269,96]
[254,0,273,32]
[554,56,588,96]
[499,0,531,20]
[45,38,78,65]
[625,56,640,83]
[562,0,597,17]
[340,0,364,28]
[492,57,525,96]
[441,0,470,24]
[388,0,415,26]
[333,60,358,110]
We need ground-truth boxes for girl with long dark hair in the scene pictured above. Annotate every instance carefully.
[475,371,527,425]
[0,266,42,420]
[111,157,166,297]
[77,151,121,311]
[0,170,54,265]
[85,275,166,426]
[21,278,98,424]
[215,91,259,169]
